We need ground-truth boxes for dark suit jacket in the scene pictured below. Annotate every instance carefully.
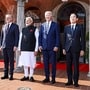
[39,21,60,50]
[1,23,19,48]
[63,24,85,52]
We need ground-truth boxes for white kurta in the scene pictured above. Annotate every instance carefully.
[18,52,36,68]
[18,28,39,68]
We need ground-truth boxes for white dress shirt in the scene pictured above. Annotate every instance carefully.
[71,23,76,30]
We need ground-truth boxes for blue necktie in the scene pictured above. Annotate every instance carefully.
[46,22,49,34]
[44,23,49,39]
[44,30,47,39]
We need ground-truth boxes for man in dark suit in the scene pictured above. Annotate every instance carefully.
[39,11,60,84]
[63,13,85,87]
[0,14,19,80]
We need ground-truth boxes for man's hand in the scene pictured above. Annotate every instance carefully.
[34,51,38,56]
[17,50,21,55]
[39,46,42,52]
[53,47,58,52]
[0,46,3,51]
[63,49,66,55]
[80,50,84,57]
[13,46,17,52]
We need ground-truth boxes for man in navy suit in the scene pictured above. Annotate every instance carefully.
[0,14,19,80]
[39,11,60,84]
[63,13,85,87]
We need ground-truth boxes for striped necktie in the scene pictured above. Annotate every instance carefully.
[6,24,9,34]
[46,22,49,34]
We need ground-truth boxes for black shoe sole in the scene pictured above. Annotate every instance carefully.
[65,83,73,86]
[1,77,8,79]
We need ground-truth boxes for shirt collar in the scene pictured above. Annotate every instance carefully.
[71,23,76,29]
[46,21,52,27]
[7,22,12,27]
[71,23,76,26]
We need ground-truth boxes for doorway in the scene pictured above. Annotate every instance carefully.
[57,2,86,63]
[0,10,4,59]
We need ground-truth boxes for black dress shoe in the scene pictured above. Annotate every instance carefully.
[50,80,56,84]
[1,76,8,79]
[9,76,13,80]
[65,82,73,86]
[42,78,50,83]
[74,83,79,87]
[29,77,35,82]
[20,76,29,81]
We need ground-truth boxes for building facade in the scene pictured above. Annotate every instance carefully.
[0,0,89,75]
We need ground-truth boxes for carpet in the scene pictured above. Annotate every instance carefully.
[0,60,89,72]
[36,62,89,72]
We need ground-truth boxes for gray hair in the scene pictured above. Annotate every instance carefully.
[45,11,53,17]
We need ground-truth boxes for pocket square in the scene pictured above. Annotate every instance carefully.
[30,29,33,32]
[67,34,72,40]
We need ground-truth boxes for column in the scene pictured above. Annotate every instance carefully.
[87,5,90,77]
[14,0,28,72]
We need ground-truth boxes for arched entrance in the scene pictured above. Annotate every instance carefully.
[25,7,41,28]
[57,2,86,63]
[0,9,4,32]
[0,9,4,59]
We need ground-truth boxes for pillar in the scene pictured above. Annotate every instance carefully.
[87,5,90,77]
[14,0,28,72]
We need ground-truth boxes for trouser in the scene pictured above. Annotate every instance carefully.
[24,66,34,77]
[66,47,80,84]
[42,50,56,80]
[3,48,14,76]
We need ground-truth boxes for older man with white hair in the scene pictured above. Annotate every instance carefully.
[18,16,39,82]
[0,14,19,80]
[39,11,60,84]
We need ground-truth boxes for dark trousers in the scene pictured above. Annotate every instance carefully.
[3,48,14,76]
[66,47,80,84]
[42,50,56,80]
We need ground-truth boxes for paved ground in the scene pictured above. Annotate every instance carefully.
[0,68,90,90]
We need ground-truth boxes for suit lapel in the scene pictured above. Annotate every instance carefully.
[74,24,78,31]
[5,23,13,34]
[69,24,78,37]
[48,21,53,34]
[68,25,72,35]
[9,23,13,30]
[73,24,78,37]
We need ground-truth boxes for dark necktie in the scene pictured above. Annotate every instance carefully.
[6,24,9,34]
[71,25,74,34]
